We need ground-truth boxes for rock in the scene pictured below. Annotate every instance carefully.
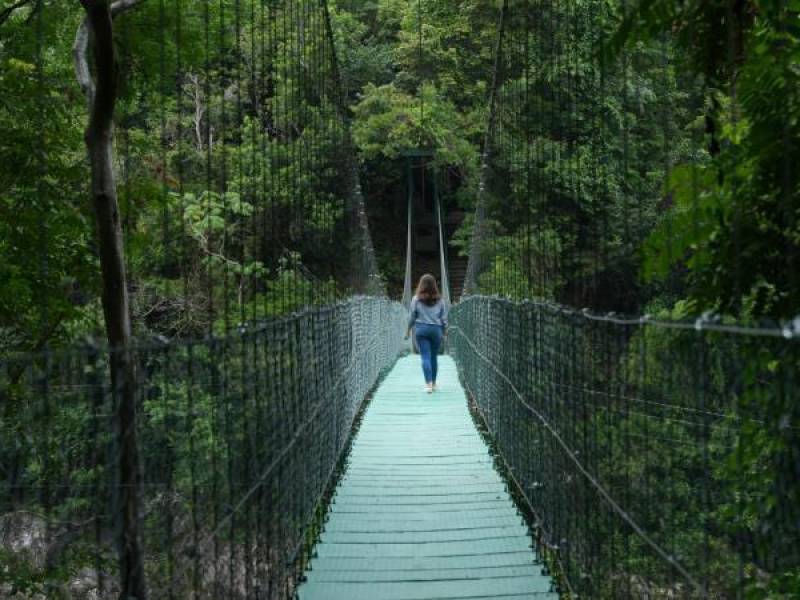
[67,567,118,600]
[0,512,118,599]
[0,512,48,570]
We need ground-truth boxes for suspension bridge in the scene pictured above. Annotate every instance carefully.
[297,356,556,600]
[1,1,798,599]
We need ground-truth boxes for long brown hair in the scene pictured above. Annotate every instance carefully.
[416,274,441,306]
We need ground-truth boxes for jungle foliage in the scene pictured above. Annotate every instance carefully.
[1,0,799,597]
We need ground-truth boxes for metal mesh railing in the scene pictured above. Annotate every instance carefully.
[1,297,406,598]
[450,296,800,598]
[1,1,398,596]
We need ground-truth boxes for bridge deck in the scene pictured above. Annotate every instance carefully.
[298,355,557,600]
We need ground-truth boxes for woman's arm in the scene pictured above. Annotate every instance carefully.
[406,298,417,339]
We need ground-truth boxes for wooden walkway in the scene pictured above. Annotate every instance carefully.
[298,355,557,600]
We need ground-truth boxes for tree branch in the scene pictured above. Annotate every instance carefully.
[73,0,146,108]
[0,0,34,27]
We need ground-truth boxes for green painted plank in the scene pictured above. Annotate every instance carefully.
[315,537,534,559]
[319,526,531,545]
[334,490,506,501]
[335,478,504,488]
[297,577,555,600]
[306,552,541,572]
[328,504,520,516]
[347,451,489,459]
[338,484,506,493]
[323,514,526,533]
[335,484,508,495]
[323,512,524,527]
[306,564,545,583]
[330,498,511,509]
[297,355,558,600]
[343,465,496,474]
[340,459,496,467]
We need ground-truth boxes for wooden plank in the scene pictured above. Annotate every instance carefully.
[307,552,540,572]
[319,527,533,546]
[307,564,546,583]
[297,356,557,600]
[324,514,526,533]
[298,578,554,600]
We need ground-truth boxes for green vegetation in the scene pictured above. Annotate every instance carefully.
[1,0,798,597]
[0,0,363,356]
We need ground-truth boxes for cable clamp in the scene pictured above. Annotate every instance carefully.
[782,316,800,339]
[694,311,717,331]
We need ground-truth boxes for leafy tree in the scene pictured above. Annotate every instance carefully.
[615,1,800,320]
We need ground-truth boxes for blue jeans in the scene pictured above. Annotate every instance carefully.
[415,323,443,384]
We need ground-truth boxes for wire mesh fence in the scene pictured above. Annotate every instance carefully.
[1,297,406,598]
[4,0,800,598]
[455,1,800,595]
[450,295,800,598]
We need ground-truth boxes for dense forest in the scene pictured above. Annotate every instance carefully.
[1,0,799,598]
[5,1,796,347]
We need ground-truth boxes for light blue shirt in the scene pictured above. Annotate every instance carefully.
[408,296,448,330]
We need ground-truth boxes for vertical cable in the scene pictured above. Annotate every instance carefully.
[32,0,53,533]
[204,0,214,332]
[418,0,424,142]
[220,0,230,333]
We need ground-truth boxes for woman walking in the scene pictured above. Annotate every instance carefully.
[406,274,448,393]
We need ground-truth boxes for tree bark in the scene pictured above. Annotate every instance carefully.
[73,0,145,110]
[77,1,147,598]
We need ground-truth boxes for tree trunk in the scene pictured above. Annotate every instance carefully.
[78,1,147,598]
